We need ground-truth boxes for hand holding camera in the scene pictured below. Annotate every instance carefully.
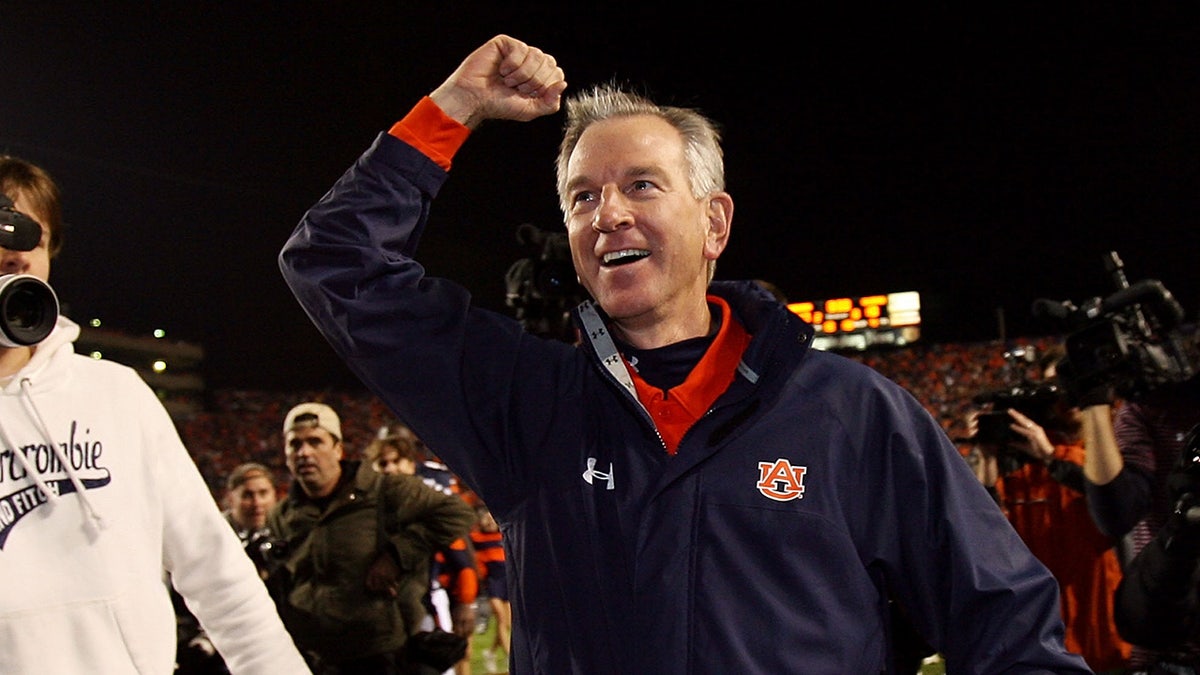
[1004,408,1057,464]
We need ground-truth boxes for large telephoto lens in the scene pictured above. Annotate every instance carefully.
[0,274,58,347]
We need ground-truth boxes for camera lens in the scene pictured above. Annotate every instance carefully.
[0,274,58,347]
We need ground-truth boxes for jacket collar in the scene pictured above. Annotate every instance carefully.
[573,280,815,388]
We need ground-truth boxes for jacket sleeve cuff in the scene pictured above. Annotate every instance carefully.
[388,96,471,171]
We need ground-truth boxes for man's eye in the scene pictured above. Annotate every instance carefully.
[631,180,653,191]
[572,191,595,205]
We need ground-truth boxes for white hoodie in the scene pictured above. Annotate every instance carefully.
[0,316,310,674]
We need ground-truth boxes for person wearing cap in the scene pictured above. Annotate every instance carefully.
[267,402,476,674]
[0,156,311,674]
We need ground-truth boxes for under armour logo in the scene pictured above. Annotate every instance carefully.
[756,458,807,501]
[582,457,615,490]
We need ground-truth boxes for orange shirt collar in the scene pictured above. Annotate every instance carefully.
[628,295,752,453]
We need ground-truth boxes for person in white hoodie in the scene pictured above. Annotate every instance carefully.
[0,155,311,674]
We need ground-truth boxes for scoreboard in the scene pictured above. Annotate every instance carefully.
[786,291,921,351]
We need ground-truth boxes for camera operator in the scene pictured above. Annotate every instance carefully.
[1083,368,1200,546]
[0,156,308,673]
[222,462,284,579]
[966,345,1131,671]
[1026,251,1200,670]
[177,463,287,674]
[1082,364,1200,670]
[1113,424,1200,671]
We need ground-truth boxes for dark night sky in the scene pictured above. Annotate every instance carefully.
[3,4,1198,391]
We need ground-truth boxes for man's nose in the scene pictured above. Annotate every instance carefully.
[591,186,632,234]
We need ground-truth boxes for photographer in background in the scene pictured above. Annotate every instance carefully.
[223,462,281,578]
[966,345,1131,672]
[1028,252,1200,671]
[1114,424,1200,667]
[1082,361,1200,671]
[176,463,284,673]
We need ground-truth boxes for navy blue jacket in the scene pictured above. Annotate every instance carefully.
[280,131,1091,674]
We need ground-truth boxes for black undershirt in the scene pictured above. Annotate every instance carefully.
[615,333,716,392]
[613,303,723,392]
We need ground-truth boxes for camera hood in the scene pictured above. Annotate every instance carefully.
[0,195,42,252]
[0,274,59,347]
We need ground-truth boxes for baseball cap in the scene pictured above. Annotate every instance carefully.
[283,402,342,441]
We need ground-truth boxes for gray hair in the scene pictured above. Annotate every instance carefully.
[554,83,726,218]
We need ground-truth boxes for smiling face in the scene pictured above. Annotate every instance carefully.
[563,114,732,347]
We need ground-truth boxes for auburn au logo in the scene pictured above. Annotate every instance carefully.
[756,458,807,501]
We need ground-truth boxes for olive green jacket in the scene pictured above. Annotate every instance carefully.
[266,460,475,663]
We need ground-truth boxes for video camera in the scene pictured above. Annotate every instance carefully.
[970,345,1063,446]
[0,195,58,347]
[0,194,42,253]
[244,530,288,577]
[1032,251,1194,403]
[504,223,589,342]
[0,275,58,347]
[973,386,1063,446]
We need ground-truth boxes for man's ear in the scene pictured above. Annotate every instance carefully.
[704,192,733,260]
